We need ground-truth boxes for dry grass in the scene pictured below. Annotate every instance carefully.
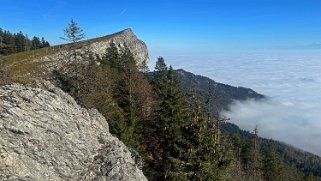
[8,60,48,84]
[5,46,63,63]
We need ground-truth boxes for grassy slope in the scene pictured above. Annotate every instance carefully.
[3,29,130,83]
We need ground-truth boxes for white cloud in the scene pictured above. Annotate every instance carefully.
[222,99,321,156]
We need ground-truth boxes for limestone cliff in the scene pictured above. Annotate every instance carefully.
[0,82,147,181]
[33,28,149,72]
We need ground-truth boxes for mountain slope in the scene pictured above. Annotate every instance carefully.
[149,69,264,111]
[221,122,321,178]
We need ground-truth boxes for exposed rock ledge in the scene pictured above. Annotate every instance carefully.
[0,83,147,181]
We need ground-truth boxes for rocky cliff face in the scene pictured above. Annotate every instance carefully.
[34,28,149,72]
[88,28,148,64]
[0,82,147,181]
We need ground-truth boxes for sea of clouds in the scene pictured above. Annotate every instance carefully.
[150,50,321,156]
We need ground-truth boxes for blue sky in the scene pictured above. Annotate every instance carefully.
[1,0,321,57]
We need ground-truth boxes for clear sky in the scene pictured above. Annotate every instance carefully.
[1,0,321,57]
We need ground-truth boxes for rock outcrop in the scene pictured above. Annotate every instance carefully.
[0,82,147,181]
[34,28,149,72]
[87,28,148,64]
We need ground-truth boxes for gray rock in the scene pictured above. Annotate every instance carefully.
[0,82,147,181]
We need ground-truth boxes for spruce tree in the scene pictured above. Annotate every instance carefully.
[61,19,86,101]
[181,85,207,179]
[152,57,188,179]
[61,19,85,44]
[117,46,141,149]
[100,41,120,69]
[182,84,230,180]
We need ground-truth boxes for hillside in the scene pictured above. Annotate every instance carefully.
[221,122,321,179]
[149,69,264,111]
[176,69,265,110]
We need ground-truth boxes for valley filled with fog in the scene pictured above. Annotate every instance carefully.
[154,50,321,156]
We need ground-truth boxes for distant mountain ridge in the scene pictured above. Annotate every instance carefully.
[176,69,265,110]
[149,69,264,111]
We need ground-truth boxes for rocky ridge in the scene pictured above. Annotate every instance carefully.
[34,28,149,72]
[0,82,147,180]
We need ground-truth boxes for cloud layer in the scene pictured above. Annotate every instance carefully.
[156,49,321,156]
[222,99,321,156]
